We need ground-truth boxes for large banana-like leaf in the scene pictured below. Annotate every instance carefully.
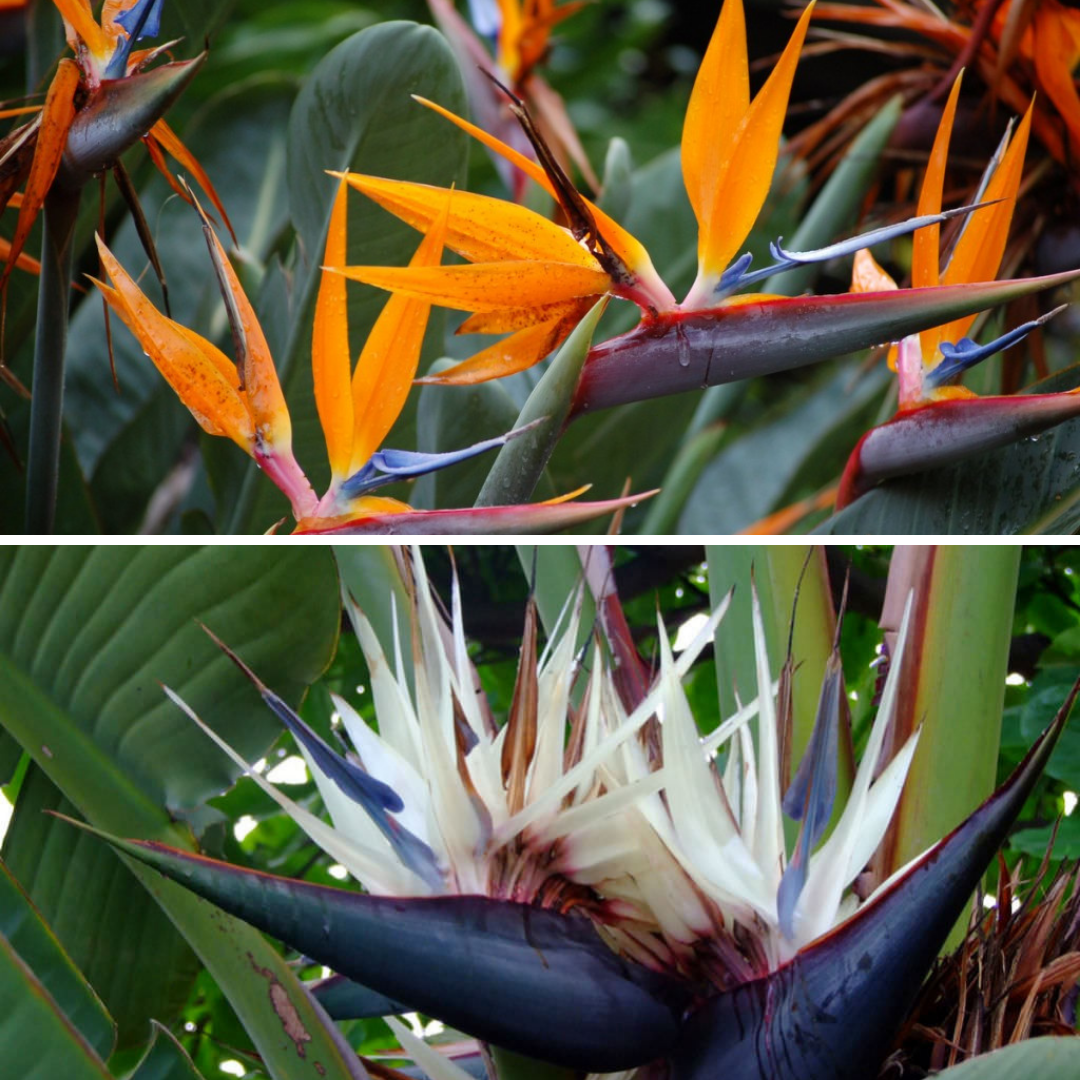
[0,547,358,1080]
[0,857,114,1061]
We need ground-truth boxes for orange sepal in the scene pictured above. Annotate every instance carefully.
[913,72,963,292]
[349,193,452,471]
[91,242,254,451]
[0,106,43,121]
[682,0,748,232]
[738,485,837,534]
[1032,3,1080,149]
[147,119,237,244]
[540,484,591,506]
[697,1,815,277]
[0,236,41,276]
[913,71,961,360]
[53,0,109,57]
[198,207,291,449]
[939,100,1033,346]
[337,171,597,268]
[850,248,898,294]
[416,309,580,386]
[313,179,354,482]
[410,97,657,281]
[333,259,611,313]
[457,298,586,334]
[1,58,79,290]
[850,249,899,370]
[293,495,412,533]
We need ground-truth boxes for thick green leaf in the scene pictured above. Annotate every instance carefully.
[0,547,356,1080]
[476,300,607,507]
[934,1039,1080,1078]
[873,548,1019,918]
[0,930,112,1080]
[227,22,468,532]
[638,423,725,534]
[681,364,888,533]
[0,547,338,808]
[2,767,198,1050]
[129,1022,210,1080]
[0,855,114,1059]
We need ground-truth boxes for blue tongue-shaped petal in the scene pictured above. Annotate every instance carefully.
[776,649,843,940]
[202,626,442,892]
[105,0,165,78]
[926,305,1068,389]
[340,422,542,500]
[49,820,691,1073]
[672,675,1080,1080]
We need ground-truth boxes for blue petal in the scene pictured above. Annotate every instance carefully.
[926,305,1068,388]
[105,0,164,78]
[259,688,443,890]
[115,0,164,39]
[777,651,843,940]
[769,201,992,267]
[467,0,502,41]
[339,422,542,499]
[207,631,443,890]
[711,201,999,298]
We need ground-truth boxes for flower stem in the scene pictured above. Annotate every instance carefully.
[25,187,81,534]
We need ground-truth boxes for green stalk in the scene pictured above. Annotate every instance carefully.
[875,547,1020,884]
[25,188,81,534]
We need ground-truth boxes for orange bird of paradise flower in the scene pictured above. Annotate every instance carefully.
[837,72,1080,507]
[331,0,1074,413]
[92,181,652,534]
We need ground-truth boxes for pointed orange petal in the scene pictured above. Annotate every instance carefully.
[540,485,591,506]
[1032,5,1080,148]
[850,249,899,370]
[457,298,585,334]
[334,260,611,312]
[682,0,749,232]
[410,97,659,282]
[92,241,254,450]
[850,248,898,293]
[940,99,1032,344]
[338,172,596,267]
[0,236,41,276]
[0,106,42,121]
[199,208,292,449]
[1,59,79,290]
[313,179,355,482]
[53,0,108,56]
[913,72,962,359]
[293,495,412,533]
[416,311,577,385]
[349,193,452,470]
[698,1,815,277]
[913,71,963,291]
[148,119,238,244]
